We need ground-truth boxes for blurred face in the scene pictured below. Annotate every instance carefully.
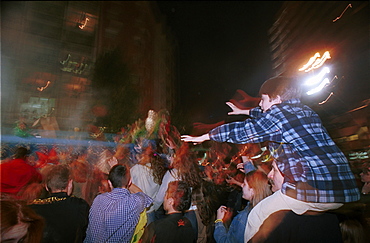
[267,161,284,192]
[241,179,254,201]
[259,94,281,112]
[360,169,370,183]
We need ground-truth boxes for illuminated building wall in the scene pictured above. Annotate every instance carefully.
[1,1,176,134]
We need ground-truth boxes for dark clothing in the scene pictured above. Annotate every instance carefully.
[29,192,90,243]
[140,212,195,243]
[249,210,343,243]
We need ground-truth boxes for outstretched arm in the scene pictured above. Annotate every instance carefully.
[226,101,251,116]
[181,133,210,144]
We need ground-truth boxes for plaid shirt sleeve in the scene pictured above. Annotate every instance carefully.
[209,106,282,144]
[209,99,360,203]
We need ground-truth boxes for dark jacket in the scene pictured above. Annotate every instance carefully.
[29,192,90,243]
[140,213,195,243]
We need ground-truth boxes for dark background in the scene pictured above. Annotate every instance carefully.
[157,1,284,127]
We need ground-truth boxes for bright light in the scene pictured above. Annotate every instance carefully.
[306,78,330,95]
[298,53,320,71]
[298,51,331,72]
[79,17,89,29]
[304,51,331,72]
[304,67,330,86]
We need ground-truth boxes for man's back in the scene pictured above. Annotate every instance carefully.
[30,192,90,243]
[84,188,152,243]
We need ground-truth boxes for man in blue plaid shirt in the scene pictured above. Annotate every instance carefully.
[182,76,360,242]
[84,164,153,243]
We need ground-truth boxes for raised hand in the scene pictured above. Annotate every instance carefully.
[226,101,251,116]
[181,133,210,144]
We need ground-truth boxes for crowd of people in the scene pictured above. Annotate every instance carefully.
[1,76,370,243]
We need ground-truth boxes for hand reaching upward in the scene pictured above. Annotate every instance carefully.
[226,101,251,116]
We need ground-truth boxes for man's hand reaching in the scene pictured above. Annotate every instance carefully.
[181,133,210,144]
[226,101,251,116]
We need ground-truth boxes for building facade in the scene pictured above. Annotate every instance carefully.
[1,1,176,136]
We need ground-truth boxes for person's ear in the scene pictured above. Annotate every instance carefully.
[67,179,73,196]
[274,95,282,104]
[167,197,174,207]
[250,188,255,197]
[108,180,113,190]
[126,178,132,188]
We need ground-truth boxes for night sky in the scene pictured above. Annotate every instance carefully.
[157,1,284,126]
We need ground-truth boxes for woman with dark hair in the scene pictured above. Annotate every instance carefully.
[131,144,168,224]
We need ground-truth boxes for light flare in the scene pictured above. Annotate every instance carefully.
[304,51,331,72]
[333,4,352,22]
[298,52,320,71]
[304,67,330,86]
[306,78,329,95]
[37,81,51,91]
[79,17,89,29]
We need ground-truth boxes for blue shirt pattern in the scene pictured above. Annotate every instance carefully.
[209,99,360,203]
[84,188,153,243]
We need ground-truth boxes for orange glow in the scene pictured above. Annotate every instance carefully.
[299,51,331,72]
[298,52,320,71]
[79,17,89,29]
[319,92,334,105]
[37,81,51,91]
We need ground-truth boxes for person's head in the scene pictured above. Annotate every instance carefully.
[44,164,73,195]
[171,143,202,189]
[340,219,365,243]
[258,76,301,112]
[1,199,44,243]
[360,162,370,183]
[17,182,44,204]
[267,161,285,192]
[242,170,272,207]
[69,160,89,183]
[14,147,30,159]
[137,145,154,165]
[108,164,131,189]
[163,181,191,213]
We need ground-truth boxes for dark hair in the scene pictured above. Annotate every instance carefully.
[259,76,301,101]
[69,161,89,183]
[1,199,44,243]
[166,181,191,213]
[108,164,130,188]
[340,219,365,243]
[172,143,202,189]
[14,147,30,159]
[45,165,70,192]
